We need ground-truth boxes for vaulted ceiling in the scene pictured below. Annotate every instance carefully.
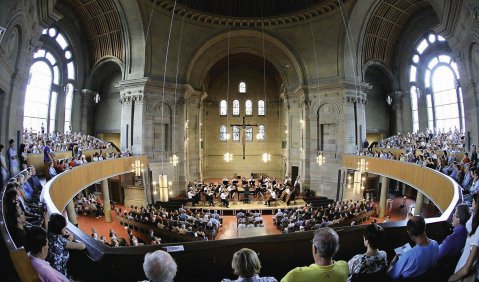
[363,0,431,70]
[63,0,124,66]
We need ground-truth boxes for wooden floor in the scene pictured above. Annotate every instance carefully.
[75,196,437,242]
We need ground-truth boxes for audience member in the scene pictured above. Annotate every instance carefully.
[281,227,348,282]
[0,144,8,187]
[26,226,69,282]
[8,139,19,176]
[143,250,177,282]
[46,213,86,276]
[449,193,479,281]
[222,248,277,282]
[438,203,470,261]
[348,223,387,281]
[388,215,439,280]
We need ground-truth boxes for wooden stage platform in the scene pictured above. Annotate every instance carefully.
[185,199,307,215]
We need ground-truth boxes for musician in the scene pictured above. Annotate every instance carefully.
[187,188,199,206]
[227,184,237,200]
[266,189,277,206]
[243,185,250,204]
[286,187,298,206]
[272,177,277,187]
[205,186,214,206]
[284,176,291,187]
[220,190,230,208]
[232,177,238,187]
[222,176,229,186]
[242,177,248,187]
[280,186,291,202]
[249,176,255,188]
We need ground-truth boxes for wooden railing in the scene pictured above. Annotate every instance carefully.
[343,155,461,215]
[2,155,461,281]
[27,148,118,176]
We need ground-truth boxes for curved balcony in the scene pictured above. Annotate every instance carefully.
[1,155,461,281]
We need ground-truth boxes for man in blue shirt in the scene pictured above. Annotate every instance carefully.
[438,204,470,261]
[388,215,439,280]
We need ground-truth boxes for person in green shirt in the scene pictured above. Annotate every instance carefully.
[281,227,348,282]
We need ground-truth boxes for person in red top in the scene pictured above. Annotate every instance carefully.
[462,152,471,164]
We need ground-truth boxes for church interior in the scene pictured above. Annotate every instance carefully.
[1,0,479,281]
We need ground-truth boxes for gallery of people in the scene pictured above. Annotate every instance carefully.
[1,0,479,281]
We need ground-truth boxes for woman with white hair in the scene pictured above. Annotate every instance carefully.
[143,250,177,282]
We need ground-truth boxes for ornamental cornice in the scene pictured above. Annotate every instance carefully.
[155,0,347,27]
[119,91,144,105]
[342,96,367,105]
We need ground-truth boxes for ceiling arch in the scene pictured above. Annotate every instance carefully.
[63,0,124,66]
[362,0,432,70]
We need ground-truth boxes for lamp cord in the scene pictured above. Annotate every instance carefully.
[160,0,178,173]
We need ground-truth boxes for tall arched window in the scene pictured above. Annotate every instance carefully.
[258,100,265,116]
[219,125,227,141]
[409,32,464,133]
[220,100,227,116]
[257,124,265,140]
[245,126,253,141]
[233,100,240,116]
[24,27,76,133]
[245,100,252,116]
[232,126,240,141]
[239,81,246,93]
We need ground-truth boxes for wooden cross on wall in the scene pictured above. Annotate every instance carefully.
[230,116,258,159]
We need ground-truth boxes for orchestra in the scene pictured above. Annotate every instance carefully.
[183,175,302,207]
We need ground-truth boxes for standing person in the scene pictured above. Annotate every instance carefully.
[0,145,8,187]
[348,223,387,281]
[471,145,478,167]
[43,140,55,181]
[46,213,86,276]
[18,143,28,170]
[221,248,277,282]
[8,139,19,176]
[281,227,348,282]
[388,215,439,280]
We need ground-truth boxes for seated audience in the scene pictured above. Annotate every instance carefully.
[26,226,69,282]
[281,227,348,282]
[222,248,277,282]
[388,215,439,280]
[449,193,479,281]
[143,250,177,282]
[348,223,387,281]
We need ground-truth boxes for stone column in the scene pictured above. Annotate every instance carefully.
[117,78,148,152]
[80,89,97,135]
[301,97,313,190]
[101,179,112,223]
[184,90,204,182]
[414,191,424,216]
[379,176,389,218]
[65,200,78,226]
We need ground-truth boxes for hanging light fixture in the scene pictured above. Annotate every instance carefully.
[260,2,270,163]
[132,158,143,177]
[224,20,232,162]
[357,158,368,174]
[316,152,325,165]
[386,95,392,105]
[169,14,185,168]
[157,0,177,199]
[94,92,101,104]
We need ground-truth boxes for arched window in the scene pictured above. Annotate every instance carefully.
[409,32,463,132]
[219,125,227,141]
[220,100,227,116]
[64,83,74,132]
[233,100,240,116]
[239,81,246,93]
[257,124,265,140]
[245,126,253,141]
[245,100,252,116]
[258,100,265,116]
[232,126,240,141]
[24,27,76,133]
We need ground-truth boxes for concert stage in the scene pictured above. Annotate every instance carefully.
[185,199,307,216]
